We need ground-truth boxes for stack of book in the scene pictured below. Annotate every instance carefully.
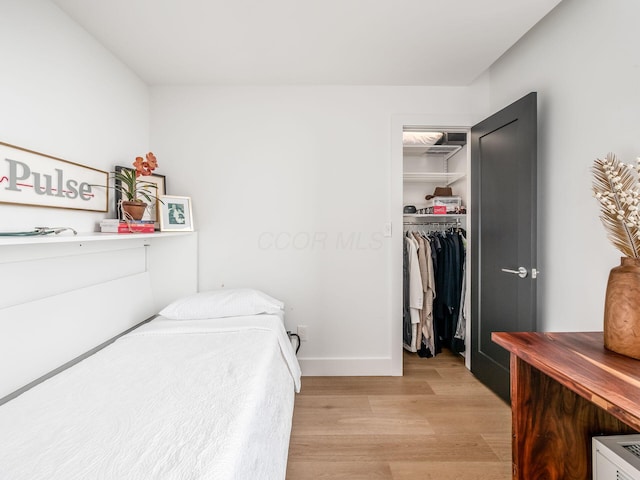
[100,219,155,233]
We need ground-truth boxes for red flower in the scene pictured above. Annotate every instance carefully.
[133,152,158,177]
[145,152,158,171]
[133,156,146,177]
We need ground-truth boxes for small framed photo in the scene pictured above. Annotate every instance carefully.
[159,195,194,232]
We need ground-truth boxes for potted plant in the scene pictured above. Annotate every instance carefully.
[593,153,640,358]
[102,152,162,221]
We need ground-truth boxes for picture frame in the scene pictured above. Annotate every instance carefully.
[114,166,166,229]
[159,195,194,232]
[0,141,108,212]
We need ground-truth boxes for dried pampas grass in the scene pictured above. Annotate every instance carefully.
[592,153,640,258]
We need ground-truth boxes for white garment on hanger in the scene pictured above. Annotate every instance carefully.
[405,235,423,352]
[455,236,467,343]
[421,236,436,356]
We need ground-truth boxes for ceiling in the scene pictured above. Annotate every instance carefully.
[50,0,563,86]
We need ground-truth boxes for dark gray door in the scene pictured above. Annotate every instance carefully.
[470,92,537,403]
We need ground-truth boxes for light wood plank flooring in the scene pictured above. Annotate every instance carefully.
[286,350,512,479]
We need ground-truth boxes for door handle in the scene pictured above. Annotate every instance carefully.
[501,267,528,278]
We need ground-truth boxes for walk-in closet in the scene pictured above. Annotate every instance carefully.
[402,128,470,363]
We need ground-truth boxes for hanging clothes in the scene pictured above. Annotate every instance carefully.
[402,237,411,347]
[403,233,423,352]
[431,230,466,354]
[453,235,467,353]
[402,225,466,357]
[413,232,435,358]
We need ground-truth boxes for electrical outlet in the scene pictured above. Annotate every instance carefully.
[297,325,308,341]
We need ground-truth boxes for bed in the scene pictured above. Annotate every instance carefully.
[0,288,301,480]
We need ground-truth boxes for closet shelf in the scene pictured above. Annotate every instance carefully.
[403,144,462,161]
[403,172,465,185]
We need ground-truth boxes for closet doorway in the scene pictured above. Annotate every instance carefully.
[402,127,471,366]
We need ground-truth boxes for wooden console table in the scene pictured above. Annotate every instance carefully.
[492,331,640,480]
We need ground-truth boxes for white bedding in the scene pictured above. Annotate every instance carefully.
[0,313,301,480]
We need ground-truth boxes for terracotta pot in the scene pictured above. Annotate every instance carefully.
[121,201,147,221]
[604,256,640,359]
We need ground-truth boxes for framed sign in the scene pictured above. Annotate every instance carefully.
[114,166,166,229]
[159,195,194,232]
[0,141,108,212]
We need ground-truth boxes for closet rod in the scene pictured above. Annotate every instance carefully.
[403,219,461,226]
[403,222,458,226]
[403,219,462,232]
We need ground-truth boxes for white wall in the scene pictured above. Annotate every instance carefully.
[151,86,478,374]
[0,0,150,231]
[482,0,640,331]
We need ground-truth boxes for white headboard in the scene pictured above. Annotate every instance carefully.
[0,233,198,401]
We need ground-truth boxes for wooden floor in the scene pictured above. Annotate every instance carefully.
[286,350,512,480]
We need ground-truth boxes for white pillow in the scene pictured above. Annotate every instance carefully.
[402,131,443,145]
[159,288,284,320]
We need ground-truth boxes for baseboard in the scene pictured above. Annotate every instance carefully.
[297,356,397,376]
